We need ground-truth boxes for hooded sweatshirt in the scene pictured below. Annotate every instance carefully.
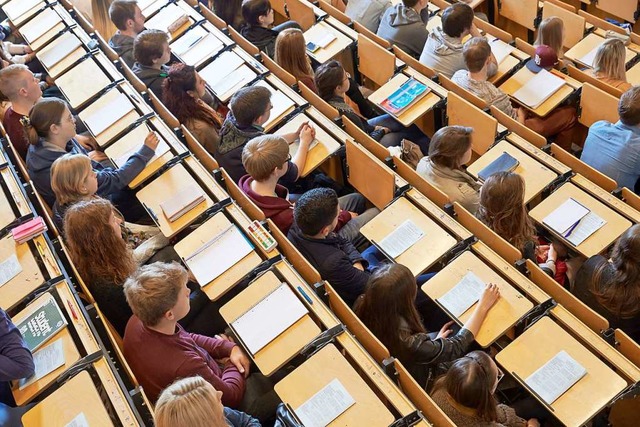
[376,3,429,58]
[109,32,135,67]
[132,63,169,98]
[345,0,392,33]
[240,25,278,58]
[419,27,465,79]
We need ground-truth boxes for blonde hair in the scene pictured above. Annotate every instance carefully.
[535,17,564,57]
[51,154,94,205]
[274,29,313,82]
[242,134,289,181]
[123,262,188,326]
[0,64,30,100]
[155,377,225,427]
[593,38,627,82]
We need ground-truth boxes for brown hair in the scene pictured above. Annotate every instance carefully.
[109,0,138,30]
[51,154,94,205]
[428,125,473,169]
[228,86,271,127]
[476,171,536,251]
[134,29,168,66]
[463,37,492,73]
[593,38,627,82]
[155,376,225,427]
[0,64,30,100]
[618,86,640,126]
[432,351,498,422]
[241,0,271,26]
[442,3,474,38]
[242,134,289,181]
[535,17,564,57]
[274,29,313,82]
[162,63,221,128]
[589,224,640,317]
[24,98,68,145]
[314,60,345,102]
[123,262,188,326]
[354,263,426,362]
[64,198,136,286]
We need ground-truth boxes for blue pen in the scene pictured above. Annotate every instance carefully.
[564,219,581,237]
[297,286,313,305]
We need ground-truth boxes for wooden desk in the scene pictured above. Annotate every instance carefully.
[306,106,351,142]
[506,133,571,175]
[220,271,321,376]
[136,163,214,238]
[174,212,262,300]
[55,281,100,354]
[18,6,65,50]
[498,0,539,31]
[467,140,557,203]
[422,251,533,347]
[276,112,341,177]
[529,182,632,258]
[274,344,395,427]
[55,58,112,110]
[0,167,30,229]
[21,371,113,426]
[595,0,638,26]
[368,73,442,127]
[496,317,627,427]
[499,67,580,118]
[304,20,353,64]
[565,33,637,69]
[93,357,139,427]
[626,61,640,86]
[360,197,457,276]
[0,235,44,310]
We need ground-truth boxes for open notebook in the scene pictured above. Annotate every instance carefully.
[512,69,565,109]
[525,350,587,405]
[160,185,206,222]
[171,27,223,67]
[542,198,606,246]
[231,283,307,355]
[82,92,135,137]
[38,32,83,70]
[200,51,257,102]
[489,37,515,65]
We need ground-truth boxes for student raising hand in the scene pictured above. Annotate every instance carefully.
[144,131,160,151]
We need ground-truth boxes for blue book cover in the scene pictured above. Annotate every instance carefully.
[380,78,429,115]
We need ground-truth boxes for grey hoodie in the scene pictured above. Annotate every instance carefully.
[376,3,429,58]
[109,32,135,68]
[419,27,465,79]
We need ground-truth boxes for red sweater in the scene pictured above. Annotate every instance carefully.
[123,316,245,405]
[239,175,351,235]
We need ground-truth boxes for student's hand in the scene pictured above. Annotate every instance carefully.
[88,150,108,163]
[478,283,500,313]
[296,120,310,135]
[45,75,55,86]
[374,125,390,134]
[23,45,33,54]
[143,131,160,151]
[348,211,359,219]
[547,244,557,263]
[229,346,251,378]
[535,244,549,260]
[299,124,314,147]
[436,321,455,339]
[527,419,540,427]
[353,261,365,271]
[215,333,235,343]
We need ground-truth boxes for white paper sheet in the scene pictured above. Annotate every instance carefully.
[20,8,61,44]
[525,350,587,405]
[489,37,515,64]
[83,92,135,136]
[186,225,253,285]
[295,379,355,427]
[231,283,307,355]
[4,0,40,21]
[512,69,565,109]
[18,339,65,390]
[254,81,295,129]
[65,413,89,427]
[378,219,425,258]
[542,198,590,235]
[171,26,208,56]
[579,43,601,68]
[0,254,22,287]
[113,136,170,168]
[566,211,606,246]
[310,31,337,49]
[181,33,223,66]
[38,32,83,69]
[438,271,485,317]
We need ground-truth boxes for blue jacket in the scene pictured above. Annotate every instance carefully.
[224,407,261,427]
[26,138,154,206]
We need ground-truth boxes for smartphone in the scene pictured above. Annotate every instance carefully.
[306,42,319,53]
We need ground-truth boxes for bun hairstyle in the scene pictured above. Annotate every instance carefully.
[23,98,68,145]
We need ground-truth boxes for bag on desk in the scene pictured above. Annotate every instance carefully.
[274,403,303,427]
[400,139,423,170]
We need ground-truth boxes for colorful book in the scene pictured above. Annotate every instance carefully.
[379,78,429,116]
[11,217,47,244]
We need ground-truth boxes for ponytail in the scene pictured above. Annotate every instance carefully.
[23,98,67,145]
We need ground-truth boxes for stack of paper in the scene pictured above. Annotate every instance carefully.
[160,185,206,222]
[0,255,22,287]
[525,350,587,404]
[232,284,307,355]
[295,379,355,427]
[16,293,68,352]
[38,32,83,70]
[543,198,606,246]
[438,271,486,317]
[18,339,65,390]
[11,217,47,244]
[200,51,256,102]
[185,224,254,285]
[512,69,565,109]
[379,219,425,258]
[83,92,135,137]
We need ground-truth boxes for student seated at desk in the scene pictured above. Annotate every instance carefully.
[355,264,500,391]
[315,60,430,153]
[216,86,307,183]
[585,38,632,92]
[24,98,156,219]
[108,0,146,68]
[155,376,261,427]
[534,17,568,67]
[431,351,541,427]
[476,172,558,277]
[344,0,391,33]
[163,63,223,155]
[239,134,379,237]
[240,0,300,58]
[376,0,430,58]
[416,126,481,213]
[133,29,174,98]
[212,0,244,31]
[573,224,640,343]
[274,30,377,118]
[452,39,577,150]
[420,3,497,79]
[581,86,640,193]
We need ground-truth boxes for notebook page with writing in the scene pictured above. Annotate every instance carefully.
[438,271,485,317]
[542,198,590,235]
[512,69,565,109]
[232,283,307,355]
[113,136,170,168]
[160,185,205,222]
[489,38,515,64]
[295,379,355,427]
[38,32,83,70]
[182,33,223,66]
[0,254,22,287]
[566,211,606,246]
[83,92,135,136]
[525,350,587,405]
[378,219,425,258]
[18,338,65,390]
[185,225,253,285]
[171,26,209,57]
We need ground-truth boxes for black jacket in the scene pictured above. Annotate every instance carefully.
[241,25,278,58]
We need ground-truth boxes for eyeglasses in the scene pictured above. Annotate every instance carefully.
[343,72,351,83]
[284,154,292,164]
